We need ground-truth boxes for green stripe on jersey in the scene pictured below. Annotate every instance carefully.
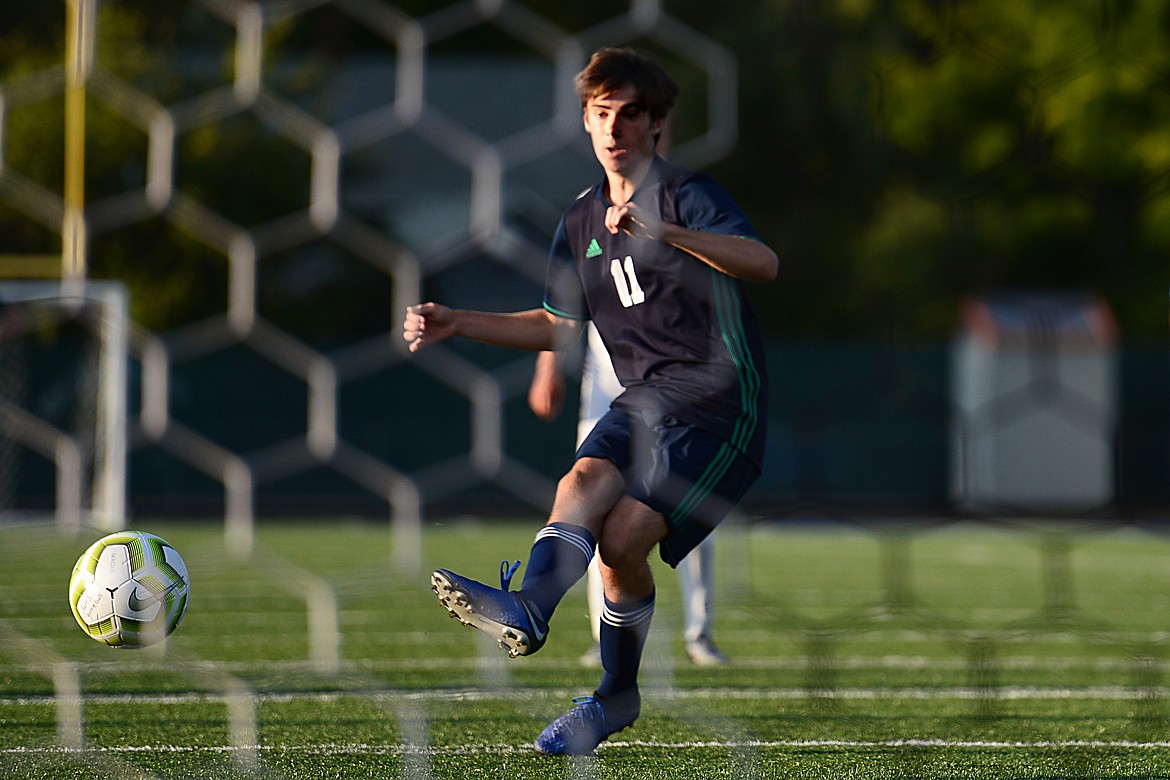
[668,271,761,528]
[712,271,760,455]
[670,440,737,527]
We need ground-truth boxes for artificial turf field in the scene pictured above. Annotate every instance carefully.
[2,517,1170,779]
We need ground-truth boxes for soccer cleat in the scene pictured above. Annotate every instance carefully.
[685,635,729,667]
[533,695,638,756]
[431,561,549,658]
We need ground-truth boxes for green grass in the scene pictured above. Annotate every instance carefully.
[3,518,1170,778]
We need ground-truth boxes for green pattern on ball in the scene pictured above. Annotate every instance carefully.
[68,530,190,649]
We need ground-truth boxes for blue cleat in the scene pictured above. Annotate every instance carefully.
[431,561,549,658]
[533,695,638,756]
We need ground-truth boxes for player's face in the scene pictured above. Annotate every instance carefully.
[583,85,664,177]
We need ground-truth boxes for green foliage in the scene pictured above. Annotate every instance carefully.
[3,1,1170,338]
[862,0,1169,335]
[678,0,1170,338]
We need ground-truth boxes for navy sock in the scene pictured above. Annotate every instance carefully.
[516,522,595,621]
[594,590,654,715]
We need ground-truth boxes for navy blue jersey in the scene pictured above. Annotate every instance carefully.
[544,156,769,469]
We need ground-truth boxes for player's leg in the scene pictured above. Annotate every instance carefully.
[537,415,761,755]
[678,539,707,643]
[574,323,623,667]
[511,409,636,628]
[580,557,604,666]
[679,536,728,665]
[639,419,757,671]
[513,456,622,619]
[432,416,630,659]
[534,495,664,756]
[594,496,667,707]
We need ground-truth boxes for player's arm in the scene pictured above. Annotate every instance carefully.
[662,226,778,282]
[605,202,778,282]
[528,350,566,422]
[403,303,582,354]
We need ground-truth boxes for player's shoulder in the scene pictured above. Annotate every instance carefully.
[568,180,603,205]
[563,182,605,223]
[661,164,740,213]
[653,161,725,203]
[664,164,719,192]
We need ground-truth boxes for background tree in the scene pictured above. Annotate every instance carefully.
[694,0,1170,339]
[4,0,1170,340]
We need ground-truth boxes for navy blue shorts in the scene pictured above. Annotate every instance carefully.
[576,407,760,567]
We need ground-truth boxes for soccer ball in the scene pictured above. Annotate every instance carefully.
[68,531,190,648]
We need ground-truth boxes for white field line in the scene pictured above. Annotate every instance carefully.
[5,653,1169,676]
[3,738,1170,757]
[1,685,1168,707]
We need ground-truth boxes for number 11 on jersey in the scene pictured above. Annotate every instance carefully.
[611,256,646,308]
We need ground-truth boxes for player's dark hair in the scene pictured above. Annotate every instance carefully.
[574,47,680,123]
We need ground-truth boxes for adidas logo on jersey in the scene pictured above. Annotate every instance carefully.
[585,239,602,259]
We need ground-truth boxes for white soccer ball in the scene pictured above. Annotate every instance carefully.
[68,531,190,648]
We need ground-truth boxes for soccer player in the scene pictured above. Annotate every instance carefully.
[402,47,776,755]
[528,325,729,668]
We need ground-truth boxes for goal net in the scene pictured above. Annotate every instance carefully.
[0,281,128,531]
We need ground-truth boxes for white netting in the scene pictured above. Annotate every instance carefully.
[0,1,738,564]
[0,7,739,758]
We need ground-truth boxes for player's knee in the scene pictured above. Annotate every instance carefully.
[597,514,662,573]
[558,457,619,498]
[597,535,640,572]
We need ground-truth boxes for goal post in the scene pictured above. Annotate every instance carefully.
[0,280,128,531]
